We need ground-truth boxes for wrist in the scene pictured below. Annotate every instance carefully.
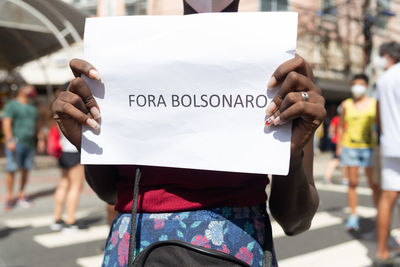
[6,137,15,144]
[289,149,304,172]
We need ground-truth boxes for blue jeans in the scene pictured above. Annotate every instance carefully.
[5,143,35,172]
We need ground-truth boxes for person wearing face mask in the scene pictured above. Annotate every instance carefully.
[375,41,400,264]
[336,74,378,231]
[2,81,42,211]
[52,0,326,266]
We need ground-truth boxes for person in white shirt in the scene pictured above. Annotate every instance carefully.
[50,130,85,232]
[375,41,400,263]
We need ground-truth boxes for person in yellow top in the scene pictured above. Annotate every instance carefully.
[337,73,379,231]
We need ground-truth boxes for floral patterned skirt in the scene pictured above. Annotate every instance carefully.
[102,204,277,267]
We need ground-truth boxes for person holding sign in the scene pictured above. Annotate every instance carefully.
[52,1,326,266]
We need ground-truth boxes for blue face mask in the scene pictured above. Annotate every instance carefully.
[185,0,234,13]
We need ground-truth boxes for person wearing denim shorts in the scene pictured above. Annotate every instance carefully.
[2,83,40,211]
[337,74,378,231]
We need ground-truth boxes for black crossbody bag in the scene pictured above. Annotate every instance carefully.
[128,167,273,267]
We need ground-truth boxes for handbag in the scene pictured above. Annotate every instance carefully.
[128,168,273,267]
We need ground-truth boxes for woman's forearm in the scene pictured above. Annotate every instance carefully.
[269,140,319,236]
[85,165,119,204]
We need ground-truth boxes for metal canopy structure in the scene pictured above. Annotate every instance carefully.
[0,0,86,70]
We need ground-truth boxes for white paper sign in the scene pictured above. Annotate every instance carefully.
[81,12,298,175]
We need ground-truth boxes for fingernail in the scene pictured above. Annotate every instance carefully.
[265,116,275,127]
[86,118,100,131]
[265,101,277,116]
[274,116,281,125]
[267,76,277,89]
[88,69,100,80]
[90,106,101,120]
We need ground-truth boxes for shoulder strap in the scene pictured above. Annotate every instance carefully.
[128,167,142,267]
[262,207,273,267]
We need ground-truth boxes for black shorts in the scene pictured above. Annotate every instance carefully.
[58,152,80,169]
[331,143,338,159]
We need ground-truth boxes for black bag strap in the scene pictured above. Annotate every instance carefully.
[128,167,142,267]
[127,167,273,267]
[262,208,273,267]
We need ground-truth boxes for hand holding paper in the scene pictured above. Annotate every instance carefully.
[52,59,101,149]
[53,12,325,177]
[265,55,326,154]
[81,12,297,175]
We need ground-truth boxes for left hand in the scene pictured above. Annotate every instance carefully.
[265,54,326,155]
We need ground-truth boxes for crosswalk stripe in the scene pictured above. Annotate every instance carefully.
[33,225,109,248]
[272,205,376,238]
[279,240,372,267]
[272,211,341,238]
[343,205,376,217]
[76,255,103,267]
[315,182,372,196]
[3,207,104,228]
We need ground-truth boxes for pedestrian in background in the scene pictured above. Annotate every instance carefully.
[336,74,379,231]
[323,105,347,184]
[50,130,84,231]
[375,41,400,263]
[2,82,43,211]
[50,87,85,231]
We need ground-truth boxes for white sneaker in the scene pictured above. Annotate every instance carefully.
[50,220,65,231]
[17,198,32,208]
[62,223,80,233]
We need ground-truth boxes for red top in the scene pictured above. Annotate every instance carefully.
[115,165,269,213]
[330,116,339,144]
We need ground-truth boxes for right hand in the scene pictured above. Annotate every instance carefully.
[52,59,101,150]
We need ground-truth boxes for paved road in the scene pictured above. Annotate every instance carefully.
[276,153,400,267]
[0,153,398,266]
[0,159,107,267]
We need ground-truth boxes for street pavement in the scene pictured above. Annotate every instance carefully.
[0,157,107,267]
[0,153,398,267]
